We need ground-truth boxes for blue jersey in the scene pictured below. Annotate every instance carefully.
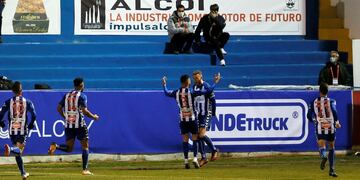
[164,85,215,122]
[193,81,216,116]
[307,96,338,135]
[0,96,36,136]
[59,90,87,129]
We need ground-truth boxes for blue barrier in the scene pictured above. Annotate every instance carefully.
[0,90,352,155]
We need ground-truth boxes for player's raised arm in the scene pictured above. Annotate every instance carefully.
[162,76,176,98]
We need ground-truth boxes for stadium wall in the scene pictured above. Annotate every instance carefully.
[3,0,320,42]
[0,90,352,155]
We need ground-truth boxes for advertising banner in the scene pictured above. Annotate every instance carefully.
[74,0,306,35]
[2,0,61,35]
[0,90,351,155]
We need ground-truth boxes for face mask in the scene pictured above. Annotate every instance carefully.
[178,12,184,18]
[330,57,338,64]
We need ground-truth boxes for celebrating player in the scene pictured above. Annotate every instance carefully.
[0,81,37,179]
[307,83,341,177]
[48,78,100,175]
[192,70,219,167]
[162,73,220,169]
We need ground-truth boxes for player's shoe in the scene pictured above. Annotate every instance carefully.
[355,151,360,156]
[221,48,227,55]
[219,59,226,66]
[48,142,57,155]
[199,158,208,167]
[184,163,190,169]
[192,159,200,169]
[82,170,94,175]
[4,144,10,156]
[22,172,30,180]
[210,149,220,161]
[329,169,338,177]
[320,157,328,170]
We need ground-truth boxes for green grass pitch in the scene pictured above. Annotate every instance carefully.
[1,155,360,179]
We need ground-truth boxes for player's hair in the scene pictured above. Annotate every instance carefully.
[330,51,339,57]
[177,4,185,10]
[180,74,190,84]
[210,4,219,12]
[192,70,202,76]
[12,81,22,94]
[319,83,329,95]
[73,77,84,87]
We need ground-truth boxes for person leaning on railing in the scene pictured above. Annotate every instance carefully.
[0,0,5,43]
[318,51,352,86]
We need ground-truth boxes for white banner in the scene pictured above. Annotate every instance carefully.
[75,0,306,35]
[208,99,308,145]
[2,0,61,35]
[354,39,360,88]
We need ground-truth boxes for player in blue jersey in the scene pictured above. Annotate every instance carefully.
[0,81,36,179]
[307,83,341,177]
[48,78,100,175]
[162,73,220,169]
[192,70,219,167]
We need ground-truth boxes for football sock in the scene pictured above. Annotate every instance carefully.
[82,149,89,170]
[15,155,26,176]
[319,147,327,159]
[329,149,335,170]
[203,135,217,152]
[182,142,189,160]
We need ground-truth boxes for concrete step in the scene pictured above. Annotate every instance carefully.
[319,28,349,40]
[320,7,338,18]
[319,18,344,29]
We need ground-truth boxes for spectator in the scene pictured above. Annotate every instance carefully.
[195,4,230,66]
[167,4,195,54]
[0,0,5,43]
[318,51,352,86]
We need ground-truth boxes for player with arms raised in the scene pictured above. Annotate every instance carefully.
[162,73,220,169]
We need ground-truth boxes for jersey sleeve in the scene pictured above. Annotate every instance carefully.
[27,100,37,127]
[307,100,315,122]
[0,100,10,127]
[192,83,216,96]
[59,94,66,107]
[163,86,177,98]
[330,99,338,122]
[78,94,88,108]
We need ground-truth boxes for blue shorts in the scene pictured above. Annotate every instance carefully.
[198,114,212,130]
[180,121,198,135]
[65,126,89,141]
[317,133,336,142]
[10,135,27,145]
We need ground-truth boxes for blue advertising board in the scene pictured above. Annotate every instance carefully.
[0,90,352,155]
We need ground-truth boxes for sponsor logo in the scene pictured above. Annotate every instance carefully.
[0,127,9,139]
[286,0,295,9]
[81,0,106,29]
[207,99,308,145]
[0,120,94,139]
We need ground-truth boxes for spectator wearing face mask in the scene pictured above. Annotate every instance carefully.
[195,4,230,66]
[0,0,5,43]
[318,51,352,86]
[167,4,195,54]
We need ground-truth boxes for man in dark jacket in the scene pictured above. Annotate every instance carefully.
[318,51,352,86]
[0,0,5,43]
[195,4,230,66]
[167,4,195,54]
